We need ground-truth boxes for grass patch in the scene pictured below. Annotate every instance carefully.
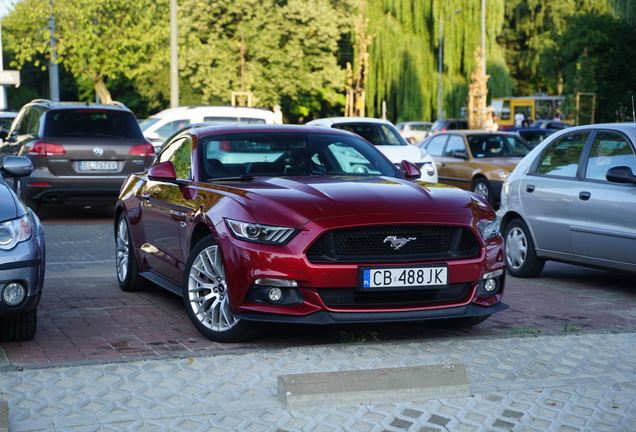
[503,327,542,335]
[563,323,580,332]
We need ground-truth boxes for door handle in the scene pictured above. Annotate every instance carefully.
[525,184,535,193]
[579,191,591,201]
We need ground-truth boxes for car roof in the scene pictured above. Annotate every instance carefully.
[148,105,275,119]
[306,117,395,127]
[184,123,361,139]
[431,130,522,137]
[25,99,132,112]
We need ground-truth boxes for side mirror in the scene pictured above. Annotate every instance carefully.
[451,150,468,159]
[0,156,33,177]
[606,166,636,185]
[400,160,421,180]
[147,132,161,142]
[148,161,178,181]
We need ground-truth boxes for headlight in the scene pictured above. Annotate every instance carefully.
[498,171,510,180]
[0,215,33,251]
[225,219,298,245]
[477,216,500,241]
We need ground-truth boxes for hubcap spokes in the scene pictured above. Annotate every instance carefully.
[115,219,129,282]
[506,227,527,270]
[187,245,238,332]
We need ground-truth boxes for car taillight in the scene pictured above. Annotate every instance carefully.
[28,141,66,156]
[129,143,156,157]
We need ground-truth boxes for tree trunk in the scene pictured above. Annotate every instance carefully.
[94,76,112,104]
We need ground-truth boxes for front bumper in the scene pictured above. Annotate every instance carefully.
[0,234,45,317]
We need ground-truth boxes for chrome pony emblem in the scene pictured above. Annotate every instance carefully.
[384,236,416,250]
[93,147,105,157]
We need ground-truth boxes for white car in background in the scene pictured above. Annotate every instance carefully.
[140,105,276,151]
[305,117,438,182]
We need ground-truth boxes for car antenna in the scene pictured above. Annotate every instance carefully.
[632,96,635,122]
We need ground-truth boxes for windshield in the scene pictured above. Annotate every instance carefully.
[467,134,532,158]
[199,131,400,180]
[138,117,161,132]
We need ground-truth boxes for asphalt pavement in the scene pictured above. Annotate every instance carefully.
[0,208,635,431]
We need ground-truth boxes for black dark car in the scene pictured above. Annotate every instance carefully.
[430,119,469,134]
[0,99,155,212]
[507,127,557,147]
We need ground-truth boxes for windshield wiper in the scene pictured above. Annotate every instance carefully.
[209,175,256,182]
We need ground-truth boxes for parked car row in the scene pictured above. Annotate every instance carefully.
[3,97,635,344]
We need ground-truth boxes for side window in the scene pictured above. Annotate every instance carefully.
[585,131,636,181]
[425,135,447,156]
[157,137,192,179]
[156,119,190,139]
[534,131,590,177]
[15,108,39,135]
[444,135,466,157]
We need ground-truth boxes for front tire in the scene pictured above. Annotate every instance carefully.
[504,218,545,278]
[183,236,262,343]
[115,213,151,292]
[0,309,37,342]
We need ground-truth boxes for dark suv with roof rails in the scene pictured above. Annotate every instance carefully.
[0,99,155,213]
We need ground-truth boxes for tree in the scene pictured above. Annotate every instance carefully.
[177,0,356,121]
[498,0,614,96]
[541,12,636,122]
[3,0,169,104]
[363,0,511,122]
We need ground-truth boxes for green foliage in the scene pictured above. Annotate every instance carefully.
[177,0,356,120]
[365,0,511,122]
[540,12,636,122]
[3,0,170,104]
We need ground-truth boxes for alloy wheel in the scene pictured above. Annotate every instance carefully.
[186,244,239,333]
[115,217,129,283]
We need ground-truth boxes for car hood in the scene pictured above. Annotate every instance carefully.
[0,183,18,221]
[205,176,483,228]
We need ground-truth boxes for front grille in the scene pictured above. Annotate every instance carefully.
[318,283,470,308]
[306,225,480,263]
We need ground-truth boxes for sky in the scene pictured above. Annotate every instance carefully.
[0,0,17,18]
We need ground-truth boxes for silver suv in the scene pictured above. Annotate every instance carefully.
[0,99,155,213]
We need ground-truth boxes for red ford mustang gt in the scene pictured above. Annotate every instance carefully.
[115,124,507,342]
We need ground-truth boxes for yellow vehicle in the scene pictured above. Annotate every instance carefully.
[491,95,566,129]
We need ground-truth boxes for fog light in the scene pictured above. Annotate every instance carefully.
[267,287,283,302]
[483,278,498,293]
[2,282,26,306]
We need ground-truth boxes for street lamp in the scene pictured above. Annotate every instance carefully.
[437,9,460,121]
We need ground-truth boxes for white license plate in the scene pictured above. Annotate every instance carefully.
[78,161,118,171]
[359,265,448,291]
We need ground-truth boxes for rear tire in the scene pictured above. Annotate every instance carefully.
[472,178,495,207]
[115,213,151,292]
[504,218,545,278]
[183,236,263,343]
[0,309,37,342]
